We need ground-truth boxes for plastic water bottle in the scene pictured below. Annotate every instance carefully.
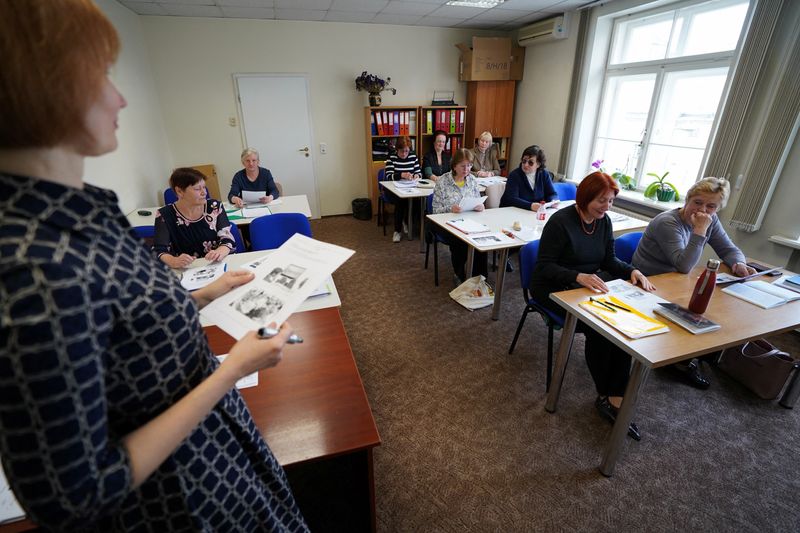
[537,201,546,221]
[688,258,720,314]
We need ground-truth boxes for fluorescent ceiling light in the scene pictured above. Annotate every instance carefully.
[446,0,505,8]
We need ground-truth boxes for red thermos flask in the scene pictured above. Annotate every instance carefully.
[688,258,720,314]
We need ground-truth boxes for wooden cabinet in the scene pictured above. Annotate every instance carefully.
[363,106,419,211]
[465,81,516,175]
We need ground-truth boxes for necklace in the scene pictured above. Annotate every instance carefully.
[576,208,597,235]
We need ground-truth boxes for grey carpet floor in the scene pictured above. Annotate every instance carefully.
[310,215,800,533]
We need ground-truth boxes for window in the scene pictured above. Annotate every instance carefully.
[589,0,749,194]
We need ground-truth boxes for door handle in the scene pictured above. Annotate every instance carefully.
[298,146,310,157]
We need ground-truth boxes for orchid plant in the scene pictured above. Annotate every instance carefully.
[355,71,396,95]
[590,159,635,191]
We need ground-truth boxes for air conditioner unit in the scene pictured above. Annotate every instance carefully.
[517,14,570,47]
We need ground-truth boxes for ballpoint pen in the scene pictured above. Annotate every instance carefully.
[258,327,304,344]
[604,301,632,312]
[589,297,616,312]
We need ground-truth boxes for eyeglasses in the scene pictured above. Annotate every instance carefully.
[521,158,537,166]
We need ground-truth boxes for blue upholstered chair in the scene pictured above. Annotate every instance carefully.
[553,181,577,201]
[614,231,644,264]
[423,194,449,286]
[228,223,246,253]
[377,167,395,236]
[249,213,312,251]
[132,225,155,239]
[508,239,564,391]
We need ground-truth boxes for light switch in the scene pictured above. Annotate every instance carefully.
[320,142,328,154]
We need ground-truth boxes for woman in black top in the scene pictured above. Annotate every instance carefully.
[154,167,236,269]
[422,130,451,181]
[532,172,655,440]
[384,136,422,243]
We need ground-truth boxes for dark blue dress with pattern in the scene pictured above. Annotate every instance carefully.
[0,174,307,532]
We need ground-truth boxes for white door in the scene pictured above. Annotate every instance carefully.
[235,74,320,218]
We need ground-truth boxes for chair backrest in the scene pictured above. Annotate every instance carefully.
[164,186,211,205]
[228,223,246,253]
[250,213,312,250]
[614,231,643,264]
[484,182,506,209]
[553,182,577,201]
[426,193,434,215]
[275,181,284,197]
[132,225,155,239]
[519,240,541,296]
[377,167,386,182]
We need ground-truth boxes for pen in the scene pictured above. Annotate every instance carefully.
[604,301,632,312]
[589,297,616,312]
[258,327,304,344]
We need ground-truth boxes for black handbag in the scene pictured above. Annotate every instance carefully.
[718,339,800,403]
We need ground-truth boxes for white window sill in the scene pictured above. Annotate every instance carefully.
[563,179,682,218]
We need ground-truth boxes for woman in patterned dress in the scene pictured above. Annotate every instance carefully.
[0,1,307,531]
[155,167,236,269]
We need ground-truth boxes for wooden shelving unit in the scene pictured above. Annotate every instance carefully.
[465,81,516,176]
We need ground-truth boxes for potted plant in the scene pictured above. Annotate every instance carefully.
[611,171,635,191]
[355,71,396,107]
[643,171,680,202]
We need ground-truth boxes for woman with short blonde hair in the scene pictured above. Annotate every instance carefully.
[471,131,501,178]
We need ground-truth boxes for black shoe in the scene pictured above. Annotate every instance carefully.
[673,360,710,390]
[505,259,514,273]
[594,397,641,441]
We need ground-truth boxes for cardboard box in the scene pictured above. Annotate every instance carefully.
[456,37,525,81]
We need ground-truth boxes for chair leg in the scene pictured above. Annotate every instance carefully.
[508,307,530,354]
[424,233,430,270]
[433,239,439,286]
[546,325,554,392]
[377,199,383,229]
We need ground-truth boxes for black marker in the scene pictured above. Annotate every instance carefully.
[258,327,304,344]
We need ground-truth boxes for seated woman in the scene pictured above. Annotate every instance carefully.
[422,130,451,181]
[500,145,558,210]
[228,147,281,208]
[432,149,488,284]
[470,131,501,178]
[385,136,422,243]
[155,167,236,268]
[632,176,755,388]
[533,172,655,440]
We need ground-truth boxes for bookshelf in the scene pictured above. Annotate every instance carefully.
[418,106,467,166]
[465,81,516,176]
[364,106,419,211]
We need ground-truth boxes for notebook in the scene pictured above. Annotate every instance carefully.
[721,280,800,309]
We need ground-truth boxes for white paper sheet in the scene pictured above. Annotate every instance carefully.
[474,176,506,186]
[200,234,354,339]
[180,262,227,291]
[502,226,542,243]
[242,191,283,206]
[215,354,258,389]
[394,187,420,196]
[0,459,25,524]
[467,231,516,246]
[459,195,488,211]
[242,205,272,218]
[392,179,419,188]
[240,255,333,299]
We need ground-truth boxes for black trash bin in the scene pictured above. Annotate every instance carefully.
[352,198,372,220]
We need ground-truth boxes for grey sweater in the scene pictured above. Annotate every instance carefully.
[632,208,745,276]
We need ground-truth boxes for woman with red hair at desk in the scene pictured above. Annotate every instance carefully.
[532,172,655,441]
[0,1,307,530]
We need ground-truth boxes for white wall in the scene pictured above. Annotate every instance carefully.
[90,0,173,213]
[138,16,495,216]
[511,20,578,175]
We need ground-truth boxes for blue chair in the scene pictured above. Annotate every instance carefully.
[164,186,211,205]
[132,225,155,239]
[249,213,312,251]
[614,231,644,264]
[228,223,246,253]
[553,182,577,201]
[508,240,564,391]
[377,167,395,236]
[423,194,449,286]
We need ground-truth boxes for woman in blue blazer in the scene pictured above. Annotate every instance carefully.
[500,145,558,211]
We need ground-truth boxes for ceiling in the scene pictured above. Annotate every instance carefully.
[118,0,592,31]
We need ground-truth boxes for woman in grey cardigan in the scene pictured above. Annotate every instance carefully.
[632,177,756,388]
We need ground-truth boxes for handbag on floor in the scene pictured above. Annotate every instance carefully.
[718,339,800,404]
[449,275,494,311]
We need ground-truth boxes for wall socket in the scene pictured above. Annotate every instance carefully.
[228,117,237,127]
[320,142,328,154]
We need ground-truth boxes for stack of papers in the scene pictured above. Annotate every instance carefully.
[445,218,490,234]
[579,295,669,339]
[722,280,800,308]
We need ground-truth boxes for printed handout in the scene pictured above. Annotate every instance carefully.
[241,191,283,206]
[200,234,354,339]
[181,262,227,291]
[459,195,488,212]
[468,232,516,246]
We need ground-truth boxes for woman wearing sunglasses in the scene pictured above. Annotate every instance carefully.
[500,145,558,211]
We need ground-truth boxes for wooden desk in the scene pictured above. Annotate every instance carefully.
[126,195,312,228]
[427,205,649,320]
[544,266,800,476]
[2,308,380,532]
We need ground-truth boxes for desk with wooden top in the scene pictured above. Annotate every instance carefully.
[544,265,800,476]
[427,205,649,320]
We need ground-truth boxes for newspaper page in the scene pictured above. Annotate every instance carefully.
[199,234,354,339]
